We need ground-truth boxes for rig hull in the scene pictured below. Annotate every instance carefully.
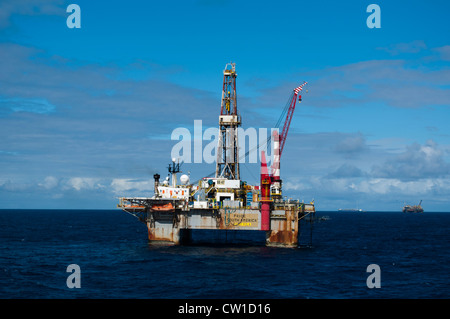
[119,198,315,247]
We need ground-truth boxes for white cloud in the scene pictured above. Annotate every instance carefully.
[64,177,104,191]
[38,176,59,189]
[110,178,153,195]
[371,140,450,180]
[358,178,438,195]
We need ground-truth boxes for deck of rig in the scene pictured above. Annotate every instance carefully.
[118,63,316,248]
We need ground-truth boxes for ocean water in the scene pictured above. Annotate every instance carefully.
[0,209,449,299]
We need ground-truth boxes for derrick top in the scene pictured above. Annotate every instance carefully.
[224,62,236,76]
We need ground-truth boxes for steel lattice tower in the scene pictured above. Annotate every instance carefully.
[215,62,241,180]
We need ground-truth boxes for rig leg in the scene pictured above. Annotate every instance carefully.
[146,214,190,245]
[266,209,299,248]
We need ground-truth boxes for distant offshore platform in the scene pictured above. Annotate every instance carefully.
[403,200,424,213]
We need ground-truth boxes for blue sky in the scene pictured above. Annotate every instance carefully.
[0,0,449,211]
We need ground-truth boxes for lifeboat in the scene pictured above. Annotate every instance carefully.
[150,202,175,212]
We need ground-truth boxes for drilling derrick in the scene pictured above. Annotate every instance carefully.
[215,62,241,180]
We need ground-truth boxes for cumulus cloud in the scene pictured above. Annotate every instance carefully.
[283,171,450,211]
[356,178,441,195]
[38,176,59,189]
[284,172,449,195]
[110,178,153,195]
[281,138,450,210]
[64,177,105,191]
[371,140,450,180]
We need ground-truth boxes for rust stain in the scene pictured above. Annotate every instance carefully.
[267,208,299,247]
[267,230,297,246]
[147,224,177,244]
[217,211,226,229]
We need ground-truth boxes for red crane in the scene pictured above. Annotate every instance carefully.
[271,81,308,181]
[260,81,307,231]
[278,81,307,156]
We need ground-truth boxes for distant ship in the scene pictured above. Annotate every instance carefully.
[338,208,364,212]
[403,200,424,213]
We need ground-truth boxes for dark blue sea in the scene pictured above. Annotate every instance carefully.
[0,209,449,299]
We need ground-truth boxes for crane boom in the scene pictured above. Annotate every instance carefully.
[279,82,307,156]
[269,81,307,200]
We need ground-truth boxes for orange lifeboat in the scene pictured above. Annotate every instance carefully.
[150,202,175,212]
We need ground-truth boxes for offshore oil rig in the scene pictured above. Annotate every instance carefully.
[118,63,316,247]
[403,200,424,213]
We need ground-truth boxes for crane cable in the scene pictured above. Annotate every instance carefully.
[241,90,294,162]
[190,88,298,185]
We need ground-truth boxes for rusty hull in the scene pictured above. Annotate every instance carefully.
[147,222,179,245]
[147,223,192,245]
[144,206,304,247]
[266,208,299,248]
[146,210,189,245]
